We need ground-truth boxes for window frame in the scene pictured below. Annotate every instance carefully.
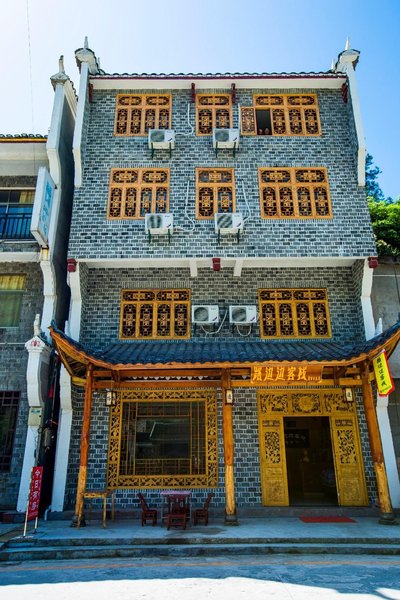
[114,94,172,137]
[107,168,170,220]
[0,391,20,472]
[195,94,233,136]
[0,275,26,328]
[119,288,191,340]
[258,288,332,339]
[106,390,218,489]
[195,168,236,219]
[240,93,321,137]
[258,167,332,219]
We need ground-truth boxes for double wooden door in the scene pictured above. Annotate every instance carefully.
[257,389,368,506]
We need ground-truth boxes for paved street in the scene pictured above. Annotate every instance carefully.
[1,554,400,599]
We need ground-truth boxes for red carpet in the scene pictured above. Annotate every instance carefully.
[300,516,356,523]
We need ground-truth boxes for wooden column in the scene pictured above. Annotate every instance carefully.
[221,369,238,525]
[360,360,396,524]
[73,363,93,527]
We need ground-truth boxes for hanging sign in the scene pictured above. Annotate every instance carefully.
[27,466,43,521]
[251,364,323,386]
[31,167,55,247]
[372,350,395,396]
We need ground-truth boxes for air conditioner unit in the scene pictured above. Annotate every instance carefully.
[148,129,175,149]
[229,305,257,325]
[192,305,220,325]
[212,128,240,149]
[214,212,244,235]
[145,213,173,235]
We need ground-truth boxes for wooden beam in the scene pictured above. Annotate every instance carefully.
[360,360,396,523]
[221,368,238,524]
[93,368,222,379]
[74,363,93,527]
[93,379,221,390]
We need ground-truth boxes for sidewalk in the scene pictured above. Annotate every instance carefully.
[1,513,400,562]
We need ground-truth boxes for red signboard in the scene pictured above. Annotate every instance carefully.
[27,466,43,521]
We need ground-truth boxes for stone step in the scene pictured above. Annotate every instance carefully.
[2,541,400,562]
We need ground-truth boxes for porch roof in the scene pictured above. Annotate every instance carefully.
[50,321,400,379]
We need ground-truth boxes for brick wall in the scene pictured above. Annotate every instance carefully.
[68,88,375,260]
[0,262,43,508]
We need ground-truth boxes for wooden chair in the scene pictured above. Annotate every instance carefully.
[138,493,158,526]
[166,494,189,530]
[193,492,214,526]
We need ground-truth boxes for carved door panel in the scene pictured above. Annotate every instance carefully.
[330,416,368,506]
[259,417,289,506]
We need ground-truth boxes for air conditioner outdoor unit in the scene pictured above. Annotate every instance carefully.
[229,305,257,325]
[148,129,175,149]
[145,213,173,236]
[214,212,244,235]
[212,128,240,149]
[192,305,220,325]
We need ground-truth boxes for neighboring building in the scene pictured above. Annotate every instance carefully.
[0,57,76,516]
[50,40,400,524]
[371,257,400,498]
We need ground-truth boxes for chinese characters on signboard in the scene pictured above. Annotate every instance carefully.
[372,350,395,396]
[27,466,43,521]
[31,167,55,247]
[251,364,323,386]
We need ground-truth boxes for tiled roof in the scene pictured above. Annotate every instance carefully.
[51,321,400,368]
[94,70,345,80]
[0,134,47,141]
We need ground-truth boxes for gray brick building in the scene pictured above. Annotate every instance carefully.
[0,57,76,518]
[51,40,400,525]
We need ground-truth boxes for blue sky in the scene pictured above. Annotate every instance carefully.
[0,0,398,198]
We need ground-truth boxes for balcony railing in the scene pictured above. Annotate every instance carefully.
[0,209,34,240]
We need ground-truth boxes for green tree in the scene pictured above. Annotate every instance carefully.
[368,197,400,257]
[365,153,384,201]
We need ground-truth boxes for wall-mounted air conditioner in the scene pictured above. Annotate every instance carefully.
[214,212,244,235]
[229,305,257,325]
[192,305,220,325]
[148,129,175,157]
[212,128,240,150]
[145,213,173,238]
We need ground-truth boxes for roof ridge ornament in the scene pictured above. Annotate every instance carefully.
[75,37,100,75]
[50,54,70,88]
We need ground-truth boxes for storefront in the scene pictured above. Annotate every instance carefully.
[50,321,400,524]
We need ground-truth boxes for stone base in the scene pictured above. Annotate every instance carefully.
[224,514,239,526]
[378,513,398,525]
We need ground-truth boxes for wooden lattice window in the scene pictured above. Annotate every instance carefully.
[196,94,232,135]
[196,168,236,219]
[120,289,191,339]
[107,168,169,220]
[258,167,331,219]
[241,94,321,136]
[259,288,331,338]
[114,94,171,136]
[107,389,218,489]
[0,391,20,472]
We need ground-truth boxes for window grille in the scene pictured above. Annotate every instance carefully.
[196,168,236,219]
[107,390,218,489]
[108,168,170,219]
[120,289,190,339]
[114,94,171,136]
[196,94,232,135]
[258,167,332,219]
[241,94,321,136]
[259,288,331,338]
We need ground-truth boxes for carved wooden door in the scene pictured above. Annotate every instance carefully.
[259,417,289,506]
[330,416,368,506]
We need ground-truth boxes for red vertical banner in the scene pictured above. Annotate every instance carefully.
[27,466,43,521]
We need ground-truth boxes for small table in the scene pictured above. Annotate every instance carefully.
[80,489,115,528]
[160,490,191,526]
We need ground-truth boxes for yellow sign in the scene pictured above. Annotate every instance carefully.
[251,364,323,386]
[373,350,395,396]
